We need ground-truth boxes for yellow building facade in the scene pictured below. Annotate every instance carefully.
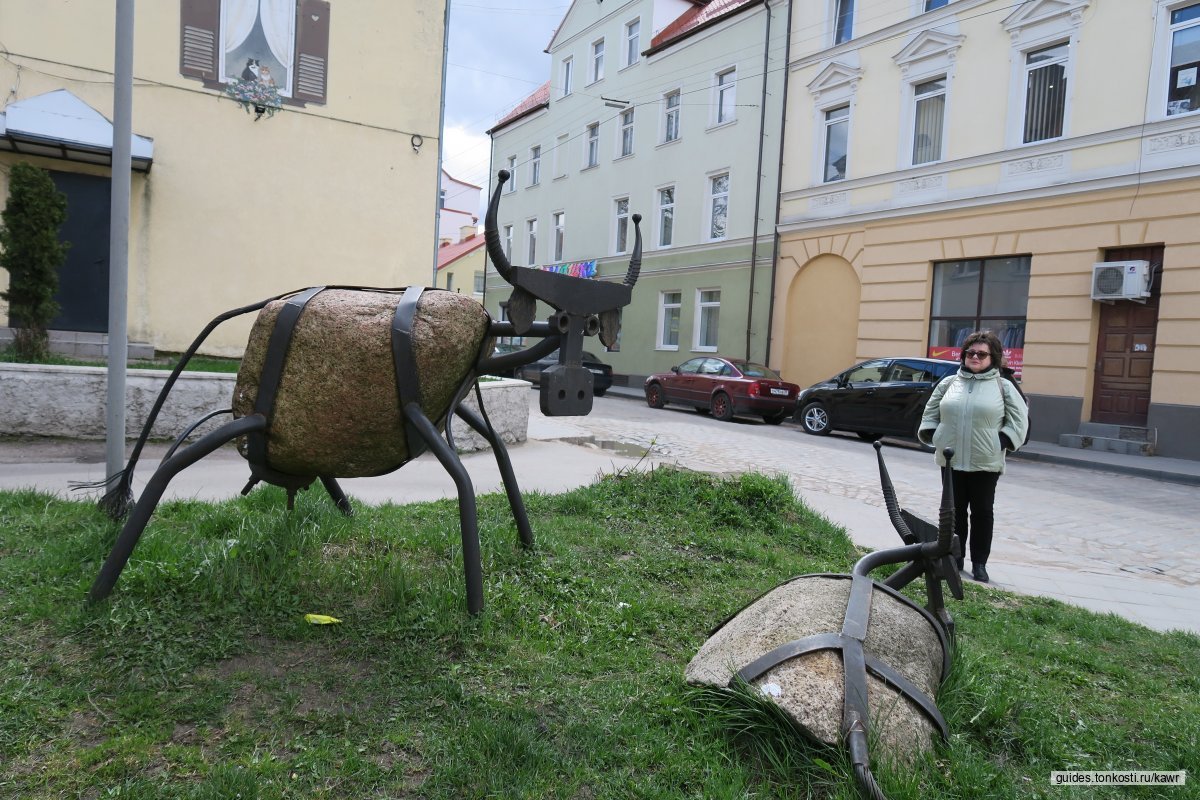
[1,0,447,355]
[775,0,1200,458]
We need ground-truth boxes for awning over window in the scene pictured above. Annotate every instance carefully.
[0,90,154,172]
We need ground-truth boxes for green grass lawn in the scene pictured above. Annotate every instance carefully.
[0,468,1195,799]
[1,348,240,373]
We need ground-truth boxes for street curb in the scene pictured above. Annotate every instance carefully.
[1007,448,1200,486]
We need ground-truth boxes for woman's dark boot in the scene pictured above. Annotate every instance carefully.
[956,556,965,572]
[971,563,989,583]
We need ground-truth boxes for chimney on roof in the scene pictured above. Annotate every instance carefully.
[459,224,479,241]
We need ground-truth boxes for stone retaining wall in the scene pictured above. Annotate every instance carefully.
[0,363,528,453]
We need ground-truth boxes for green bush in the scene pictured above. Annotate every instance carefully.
[0,162,69,361]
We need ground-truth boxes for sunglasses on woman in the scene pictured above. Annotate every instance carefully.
[964,349,991,359]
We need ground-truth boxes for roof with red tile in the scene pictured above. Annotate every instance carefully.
[647,0,762,56]
[487,81,551,135]
[436,235,486,270]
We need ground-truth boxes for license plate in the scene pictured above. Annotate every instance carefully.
[769,387,789,396]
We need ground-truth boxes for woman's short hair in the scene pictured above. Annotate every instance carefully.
[960,330,1004,368]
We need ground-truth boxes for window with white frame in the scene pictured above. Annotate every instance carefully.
[503,224,513,261]
[553,211,565,261]
[708,173,729,240]
[614,197,630,254]
[505,155,516,191]
[658,186,675,248]
[924,0,949,10]
[625,19,640,67]
[1022,42,1068,143]
[554,133,569,178]
[473,271,485,294]
[585,122,599,168]
[1167,3,1200,116]
[694,289,720,351]
[663,90,681,142]
[619,108,635,157]
[658,291,681,349]
[912,77,946,164]
[834,0,855,45]
[823,105,849,182]
[590,39,605,83]
[529,145,541,186]
[445,272,454,292]
[561,57,573,97]
[715,68,737,124]
[526,218,537,265]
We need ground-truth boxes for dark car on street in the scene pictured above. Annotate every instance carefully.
[795,356,958,445]
[516,350,613,396]
[644,356,800,423]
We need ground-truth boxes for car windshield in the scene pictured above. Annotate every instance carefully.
[731,361,781,379]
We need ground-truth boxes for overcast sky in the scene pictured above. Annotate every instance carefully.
[440,1,570,194]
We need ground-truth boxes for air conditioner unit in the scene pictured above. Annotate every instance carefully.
[1091,261,1150,302]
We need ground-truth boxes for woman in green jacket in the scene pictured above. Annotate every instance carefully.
[918,331,1029,583]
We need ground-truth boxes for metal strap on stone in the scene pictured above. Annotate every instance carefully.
[391,286,427,460]
[730,579,949,741]
[247,286,326,472]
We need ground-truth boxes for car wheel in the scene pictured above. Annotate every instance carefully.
[645,383,665,409]
[711,392,734,422]
[856,432,883,442]
[763,411,787,425]
[800,402,831,436]
[593,388,607,397]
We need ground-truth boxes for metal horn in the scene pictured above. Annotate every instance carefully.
[624,214,643,287]
[484,170,514,282]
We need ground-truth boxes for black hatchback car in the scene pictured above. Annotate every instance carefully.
[516,350,613,396]
[795,357,958,444]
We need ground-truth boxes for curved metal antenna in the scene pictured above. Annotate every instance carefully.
[624,214,643,287]
[484,170,514,282]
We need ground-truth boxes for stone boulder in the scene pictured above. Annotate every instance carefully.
[232,289,490,477]
[686,575,944,761]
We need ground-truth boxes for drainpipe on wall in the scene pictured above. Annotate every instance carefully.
[763,0,794,367]
[744,0,772,363]
[432,0,453,287]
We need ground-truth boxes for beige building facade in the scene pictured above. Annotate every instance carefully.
[775,0,1200,458]
[1,1,447,355]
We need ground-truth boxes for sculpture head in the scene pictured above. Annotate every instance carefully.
[484,169,641,414]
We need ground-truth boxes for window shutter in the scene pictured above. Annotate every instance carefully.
[294,0,330,105]
[179,0,220,82]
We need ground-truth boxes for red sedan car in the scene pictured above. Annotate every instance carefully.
[644,356,800,424]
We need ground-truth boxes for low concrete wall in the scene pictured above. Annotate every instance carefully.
[0,363,529,453]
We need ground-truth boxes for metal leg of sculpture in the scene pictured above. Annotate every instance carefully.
[454,404,534,549]
[88,414,268,603]
[319,476,354,516]
[401,402,485,614]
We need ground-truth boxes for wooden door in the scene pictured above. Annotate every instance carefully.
[1091,246,1162,425]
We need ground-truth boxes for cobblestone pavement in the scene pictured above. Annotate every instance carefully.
[530,394,1200,590]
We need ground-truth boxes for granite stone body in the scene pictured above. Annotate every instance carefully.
[232,289,491,476]
[686,575,944,761]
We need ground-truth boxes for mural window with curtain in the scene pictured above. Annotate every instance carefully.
[180,0,330,107]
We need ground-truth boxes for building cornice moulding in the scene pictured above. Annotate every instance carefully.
[1001,0,1090,42]
[789,0,992,72]
[777,163,1200,234]
[780,115,1200,202]
[892,29,966,76]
